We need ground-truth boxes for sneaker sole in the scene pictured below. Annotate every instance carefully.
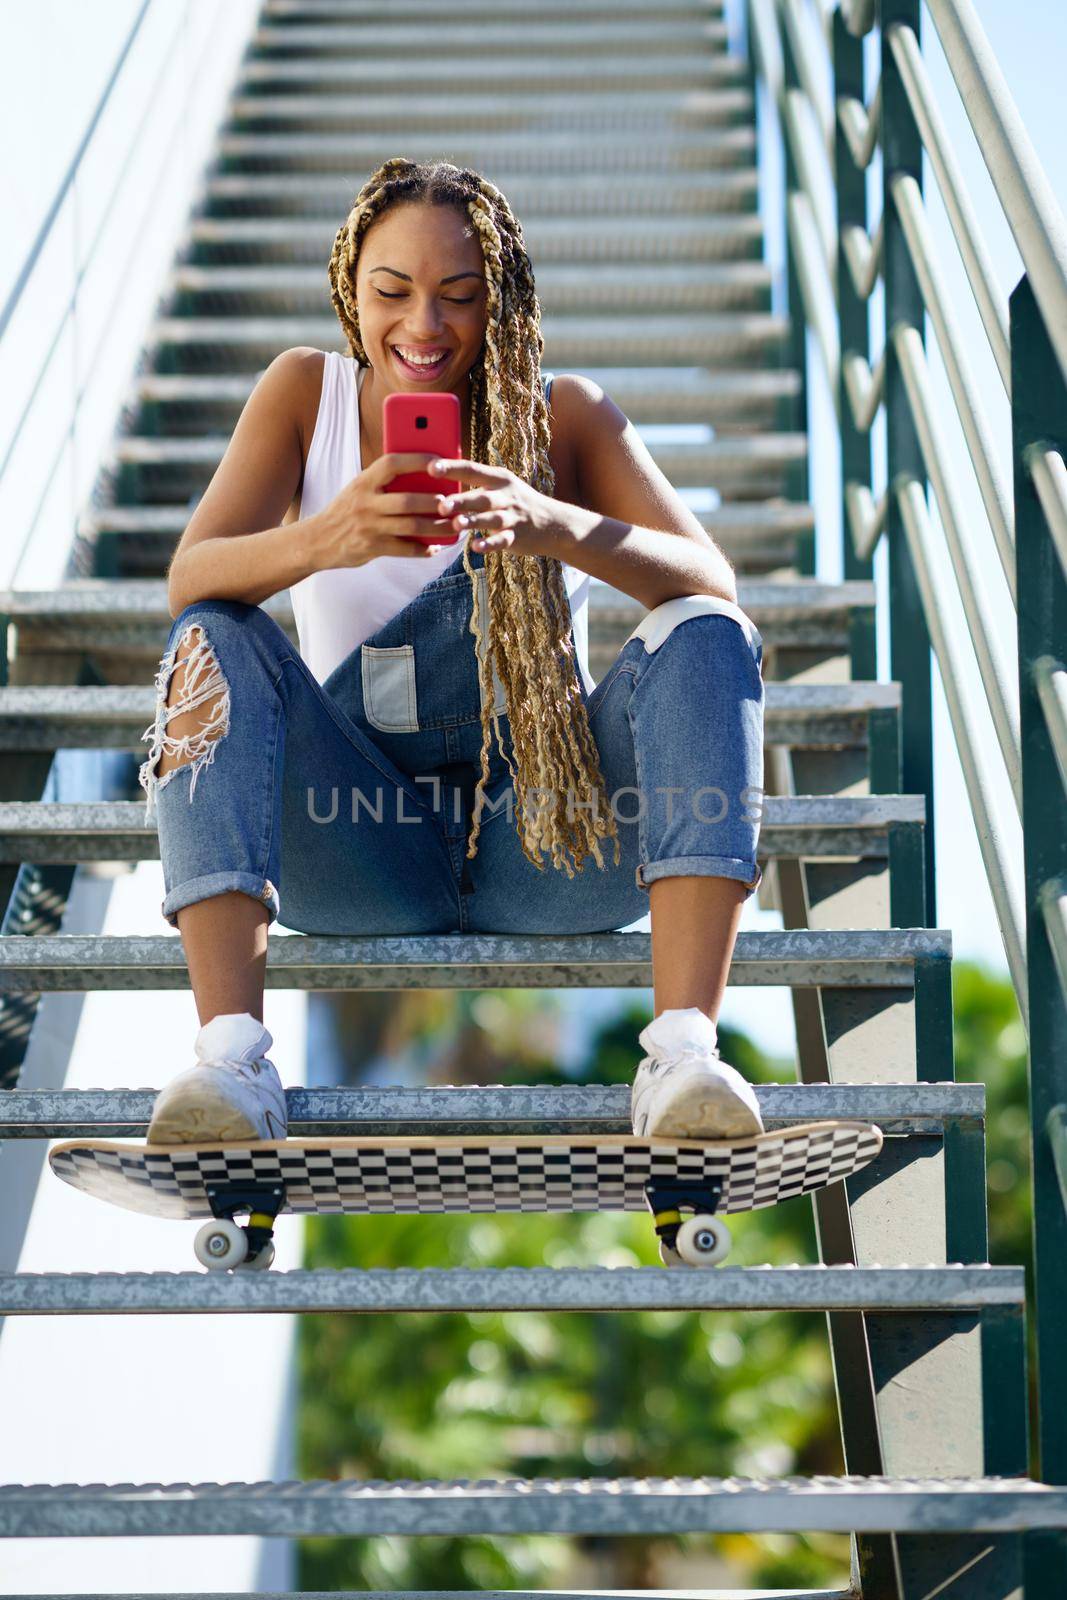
[636,1070,764,1140]
[146,1079,278,1145]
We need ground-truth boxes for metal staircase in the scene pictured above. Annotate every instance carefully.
[1,0,1066,1596]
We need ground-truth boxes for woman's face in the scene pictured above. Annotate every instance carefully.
[356,201,488,396]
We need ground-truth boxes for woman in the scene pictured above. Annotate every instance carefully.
[138,158,766,1147]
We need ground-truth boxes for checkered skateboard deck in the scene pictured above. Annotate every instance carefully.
[50,1121,883,1271]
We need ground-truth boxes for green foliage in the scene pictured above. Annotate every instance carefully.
[297,963,1033,1588]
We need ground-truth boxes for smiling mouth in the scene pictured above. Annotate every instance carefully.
[392,347,452,376]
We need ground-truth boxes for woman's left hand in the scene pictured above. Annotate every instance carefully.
[427,459,562,556]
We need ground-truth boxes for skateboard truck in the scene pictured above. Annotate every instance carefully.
[644,1174,731,1268]
[196,1182,285,1272]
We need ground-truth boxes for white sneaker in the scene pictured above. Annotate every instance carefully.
[630,1006,764,1140]
[146,1012,289,1145]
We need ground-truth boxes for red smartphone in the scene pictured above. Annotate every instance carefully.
[382,390,463,546]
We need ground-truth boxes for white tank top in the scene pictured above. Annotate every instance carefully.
[291,353,595,696]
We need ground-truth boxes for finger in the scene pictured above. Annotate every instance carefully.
[454,508,511,531]
[427,459,504,484]
[377,491,455,515]
[379,452,450,474]
[446,494,495,518]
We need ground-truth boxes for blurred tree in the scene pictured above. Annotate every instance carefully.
[297,961,1031,1589]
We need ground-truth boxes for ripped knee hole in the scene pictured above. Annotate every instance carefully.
[137,622,231,815]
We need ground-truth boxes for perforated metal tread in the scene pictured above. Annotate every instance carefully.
[1,1079,982,1139]
[0,793,920,869]
[0,576,868,624]
[246,19,732,54]
[1,1475,1064,1539]
[0,680,900,752]
[147,314,787,368]
[0,1264,1025,1318]
[0,925,949,994]
[0,1590,854,1600]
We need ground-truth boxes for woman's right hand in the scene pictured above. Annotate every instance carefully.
[315,453,458,567]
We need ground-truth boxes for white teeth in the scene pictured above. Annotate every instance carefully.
[395,347,447,367]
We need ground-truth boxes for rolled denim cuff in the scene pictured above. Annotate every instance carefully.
[635,854,763,896]
[161,870,279,930]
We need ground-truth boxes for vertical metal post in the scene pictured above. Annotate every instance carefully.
[880,0,936,920]
[774,0,813,569]
[833,7,876,682]
[1011,271,1067,1596]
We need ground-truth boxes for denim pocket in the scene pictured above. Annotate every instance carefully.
[361,643,419,732]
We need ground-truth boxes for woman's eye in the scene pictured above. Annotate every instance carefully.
[376,292,475,304]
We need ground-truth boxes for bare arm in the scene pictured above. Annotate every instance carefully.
[545,375,739,611]
[166,348,331,619]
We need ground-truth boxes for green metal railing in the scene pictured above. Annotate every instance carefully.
[746,0,1067,1580]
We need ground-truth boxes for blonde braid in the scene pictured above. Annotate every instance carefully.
[327,157,622,880]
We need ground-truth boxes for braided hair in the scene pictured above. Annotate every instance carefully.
[327,157,621,880]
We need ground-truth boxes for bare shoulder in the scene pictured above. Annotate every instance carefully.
[546,374,629,503]
[544,374,613,507]
[279,346,328,462]
[170,346,321,565]
[549,372,629,449]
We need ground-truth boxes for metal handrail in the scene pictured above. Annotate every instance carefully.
[841,0,876,36]
[1030,448,1067,588]
[888,22,1010,391]
[924,0,1067,388]
[895,475,1027,1013]
[0,1,154,350]
[780,0,835,152]
[749,0,1067,1520]
[889,169,1015,601]
[0,0,170,595]
[892,318,1021,811]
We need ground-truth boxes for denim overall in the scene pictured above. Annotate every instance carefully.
[140,485,766,939]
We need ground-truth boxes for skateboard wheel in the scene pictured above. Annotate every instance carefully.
[194,1218,248,1271]
[240,1240,276,1271]
[675,1214,731,1266]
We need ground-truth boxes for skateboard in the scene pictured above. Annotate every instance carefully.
[49,1121,883,1272]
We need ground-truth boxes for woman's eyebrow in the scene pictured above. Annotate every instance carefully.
[368,267,481,285]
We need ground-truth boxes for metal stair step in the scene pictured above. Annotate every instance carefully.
[0,795,920,867]
[123,364,801,426]
[215,126,756,172]
[1,1474,1063,1538]
[0,680,900,751]
[5,573,863,691]
[198,190,766,230]
[75,500,813,581]
[199,170,764,222]
[103,429,801,501]
[168,258,771,315]
[261,0,729,16]
[0,1265,1025,1317]
[234,54,749,94]
[143,314,787,369]
[0,1081,983,1139]
[0,1590,855,1600]
[0,576,870,650]
[75,524,806,584]
[225,92,749,134]
[248,19,733,56]
[0,926,950,995]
